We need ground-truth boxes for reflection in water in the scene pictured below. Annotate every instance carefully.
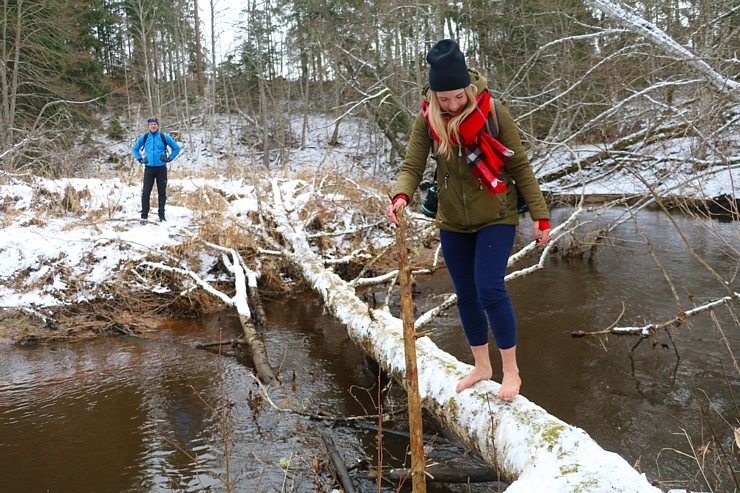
[0,208,737,492]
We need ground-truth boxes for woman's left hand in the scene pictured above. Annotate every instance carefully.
[533,220,551,246]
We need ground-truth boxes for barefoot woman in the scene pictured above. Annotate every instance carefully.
[385,39,551,399]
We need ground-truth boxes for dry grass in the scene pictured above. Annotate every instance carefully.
[0,288,227,346]
[0,308,41,345]
[0,194,27,228]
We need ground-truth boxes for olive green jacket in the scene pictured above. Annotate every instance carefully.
[392,69,549,233]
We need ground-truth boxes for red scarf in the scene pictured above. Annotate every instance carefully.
[423,90,513,196]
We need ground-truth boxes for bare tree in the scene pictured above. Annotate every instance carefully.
[0,0,106,173]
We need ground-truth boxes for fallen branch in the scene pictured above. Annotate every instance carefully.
[353,422,456,447]
[196,338,244,349]
[248,372,403,423]
[584,0,739,102]
[143,241,276,384]
[319,428,357,493]
[216,247,275,384]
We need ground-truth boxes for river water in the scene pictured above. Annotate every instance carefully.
[1,208,737,493]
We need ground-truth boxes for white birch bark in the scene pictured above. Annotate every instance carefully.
[267,178,660,493]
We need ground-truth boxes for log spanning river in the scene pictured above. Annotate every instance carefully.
[1,208,737,493]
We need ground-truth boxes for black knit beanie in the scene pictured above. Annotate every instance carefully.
[427,39,470,92]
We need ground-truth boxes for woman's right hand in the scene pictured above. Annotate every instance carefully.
[385,197,407,226]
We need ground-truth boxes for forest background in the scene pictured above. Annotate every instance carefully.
[1,0,738,181]
[0,0,738,492]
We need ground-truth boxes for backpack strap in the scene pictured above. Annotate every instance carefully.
[422,101,438,158]
[141,132,169,154]
[160,132,168,156]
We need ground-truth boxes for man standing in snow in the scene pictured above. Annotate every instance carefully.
[132,117,181,224]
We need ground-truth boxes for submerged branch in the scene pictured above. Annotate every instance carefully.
[359,466,508,486]
[319,428,357,493]
[248,372,402,423]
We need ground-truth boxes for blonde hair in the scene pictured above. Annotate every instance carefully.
[428,84,479,157]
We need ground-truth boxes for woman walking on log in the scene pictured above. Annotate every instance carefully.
[385,39,551,399]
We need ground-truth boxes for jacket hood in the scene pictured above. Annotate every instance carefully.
[421,68,488,101]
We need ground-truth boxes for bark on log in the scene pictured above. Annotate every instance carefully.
[182,244,276,384]
[248,284,268,329]
[268,178,661,493]
[237,315,275,384]
[240,281,274,384]
[319,428,357,493]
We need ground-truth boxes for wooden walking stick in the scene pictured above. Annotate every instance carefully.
[396,207,427,493]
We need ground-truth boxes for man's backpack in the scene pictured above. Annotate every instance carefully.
[423,96,528,216]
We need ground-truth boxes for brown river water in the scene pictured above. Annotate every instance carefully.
[1,208,738,492]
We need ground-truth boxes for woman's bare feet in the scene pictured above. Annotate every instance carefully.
[497,370,521,399]
[497,346,521,399]
[456,344,493,393]
[456,366,493,393]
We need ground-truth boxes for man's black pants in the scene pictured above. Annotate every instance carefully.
[141,165,167,219]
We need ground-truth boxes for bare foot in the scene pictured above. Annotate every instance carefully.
[497,371,521,399]
[456,366,493,393]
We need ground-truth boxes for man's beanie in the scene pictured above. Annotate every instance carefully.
[427,39,470,92]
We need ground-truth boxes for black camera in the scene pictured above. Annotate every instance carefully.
[420,183,438,218]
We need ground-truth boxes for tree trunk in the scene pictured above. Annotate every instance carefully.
[193,0,204,97]
[236,314,274,384]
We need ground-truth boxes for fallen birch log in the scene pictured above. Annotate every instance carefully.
[267,177,661,493]
[221,250,275,384]
[145,242,275,384]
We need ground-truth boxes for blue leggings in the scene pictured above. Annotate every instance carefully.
[440,224,517,349]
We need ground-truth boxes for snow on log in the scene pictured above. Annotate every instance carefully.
[268,179,661,493]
